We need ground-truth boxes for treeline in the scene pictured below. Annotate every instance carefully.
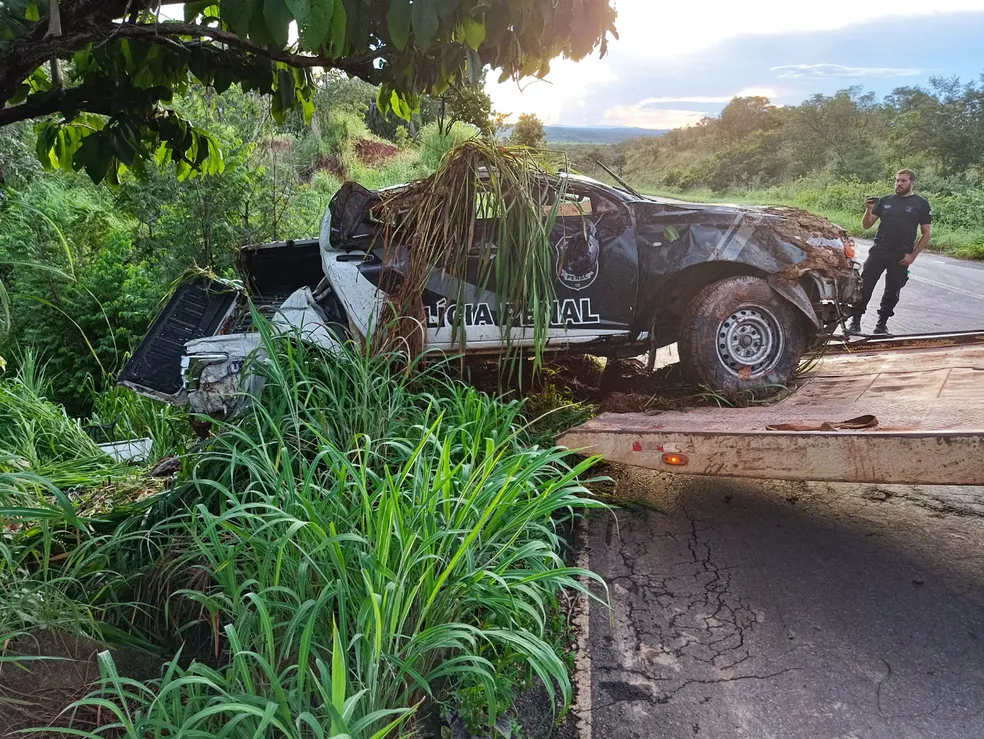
[566,77,984,257]
[0,73,483,413]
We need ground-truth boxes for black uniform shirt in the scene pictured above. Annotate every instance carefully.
[872,194,932,257]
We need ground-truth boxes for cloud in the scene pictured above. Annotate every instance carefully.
[485,0,984,126]
[604,0,984,60]
[489,58,618,124]
[637,96,733,104]
[735,86,781,99]
[771,63,921,79]
[602,105,708,130]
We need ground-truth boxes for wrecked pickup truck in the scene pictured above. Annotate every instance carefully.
[119,173,861,417]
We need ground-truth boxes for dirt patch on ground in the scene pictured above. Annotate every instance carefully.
[0,630,160,737]
[598,391,653,414]
[355,139,400,166]
[313,154,344,178]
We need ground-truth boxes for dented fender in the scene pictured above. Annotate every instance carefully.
[767,275,820,329]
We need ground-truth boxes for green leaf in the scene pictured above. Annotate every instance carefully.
[73,132,113,184]
[8,84,29,106]
[331,620,346,716]
[54,129,78,170]
[272,67,295,123]
[184,0,212,21]
[460,15,485,51]
[436,0,456,24]
[110,128,137,168]
[288,0,335,50]
[35,121,58,170]
[220,0,254,37]
[389,88,412,121]
[263,0,292,48]
[386,0,411,51]
[411,0,439,49]
[663,225,680,242]
[248,0,274,46]
[466,47,482,85]
[25,0,40,21]
[328,0,346,55]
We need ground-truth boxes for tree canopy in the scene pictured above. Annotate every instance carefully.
[0,0,616,183]
[510,112,544,148]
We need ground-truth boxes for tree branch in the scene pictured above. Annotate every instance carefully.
[0,85,154,127]
[0,9,384,110]
[111,21,387,79]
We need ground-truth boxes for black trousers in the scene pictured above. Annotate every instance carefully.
[853,251,910,321]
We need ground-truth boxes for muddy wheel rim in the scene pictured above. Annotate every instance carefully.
[716,305,785,378]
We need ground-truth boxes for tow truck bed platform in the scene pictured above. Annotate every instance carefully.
[558,332,984,485]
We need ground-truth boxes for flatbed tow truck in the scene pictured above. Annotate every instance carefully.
[558,331,984,485]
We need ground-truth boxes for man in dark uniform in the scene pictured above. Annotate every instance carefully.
[847,169,932,335]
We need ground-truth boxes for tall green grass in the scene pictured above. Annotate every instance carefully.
[6,314,609,737]
[0,350,129,490]
[88,383,193,460]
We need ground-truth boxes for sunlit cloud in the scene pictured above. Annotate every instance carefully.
[490,59,618,124]
[602,105,707,129]
[637,96,733,104]
[603,85,782,128]
[772,63,922,79]
[485,0,984,126]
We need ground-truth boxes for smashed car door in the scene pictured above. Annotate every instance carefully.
[547,183,638,338]
[419,181,640,352]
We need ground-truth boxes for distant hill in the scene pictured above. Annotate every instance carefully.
[543,126,668,144]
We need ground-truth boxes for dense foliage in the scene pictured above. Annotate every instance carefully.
[0,75,479,413]
[0,0,616,183]
[511,112,546,149]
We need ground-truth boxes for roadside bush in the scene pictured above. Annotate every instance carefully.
[418,121,479,170]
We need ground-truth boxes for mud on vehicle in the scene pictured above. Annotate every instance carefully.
[120,174,861,417]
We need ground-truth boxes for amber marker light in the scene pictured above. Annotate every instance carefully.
[662,452,688,466]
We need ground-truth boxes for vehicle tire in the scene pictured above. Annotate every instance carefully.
[678,275,809,393]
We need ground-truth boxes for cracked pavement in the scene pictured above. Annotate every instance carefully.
[576,466,984,738]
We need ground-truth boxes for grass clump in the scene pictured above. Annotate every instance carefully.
[3,314,610,738]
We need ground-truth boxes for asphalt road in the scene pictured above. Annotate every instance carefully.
[576,468,984,739]
[572,246,984,738]
[848,239,984,335]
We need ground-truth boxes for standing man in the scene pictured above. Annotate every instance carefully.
[847,169,932,335]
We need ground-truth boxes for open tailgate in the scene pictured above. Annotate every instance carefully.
[119,276,240,401]
[559,332,984,485]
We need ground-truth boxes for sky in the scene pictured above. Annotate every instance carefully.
[487,0,984,129]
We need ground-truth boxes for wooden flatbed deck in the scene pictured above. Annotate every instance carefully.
[558,332,984,485]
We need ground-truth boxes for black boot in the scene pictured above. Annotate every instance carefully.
[846,317,862,335]
[873,320,889,335]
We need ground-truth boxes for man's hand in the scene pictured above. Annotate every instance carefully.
[862,197,880,229]
[899,253,917,267]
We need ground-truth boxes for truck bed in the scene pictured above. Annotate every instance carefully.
[558,332,984,485]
